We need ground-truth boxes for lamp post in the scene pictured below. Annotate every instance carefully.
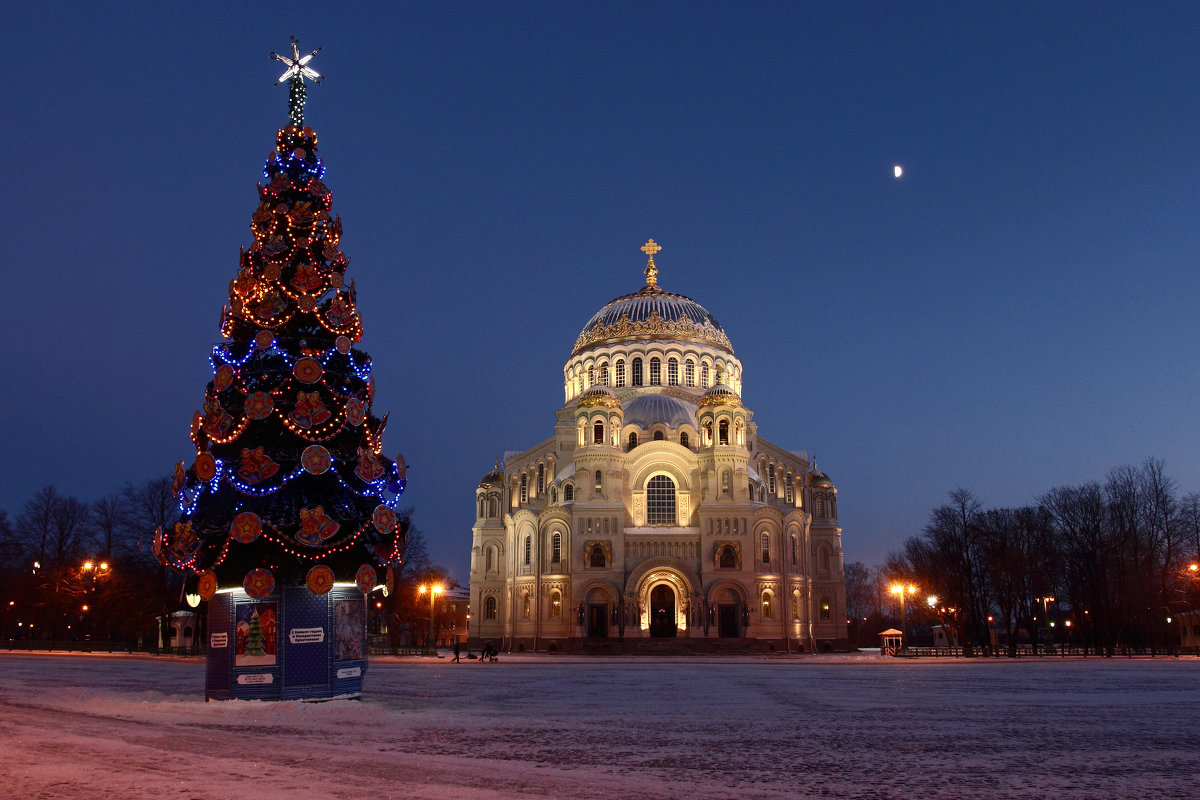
[418,583,443,656]
[890,583,916,649]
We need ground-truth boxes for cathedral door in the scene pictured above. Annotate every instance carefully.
[717,604,739,638]
[650,585,677,638]
[587,604,608,638]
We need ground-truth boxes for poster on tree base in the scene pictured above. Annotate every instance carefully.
[235,603,278,667]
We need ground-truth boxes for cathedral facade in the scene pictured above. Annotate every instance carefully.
[468,241,849,653]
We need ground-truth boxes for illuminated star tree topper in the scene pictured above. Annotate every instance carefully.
[270,36,323,127]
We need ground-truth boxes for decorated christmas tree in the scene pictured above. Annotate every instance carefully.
[157,38,406,611]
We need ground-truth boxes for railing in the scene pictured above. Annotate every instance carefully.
[2,640,205,656]
[896,644,1200,658]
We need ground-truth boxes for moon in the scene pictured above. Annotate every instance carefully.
[893,165,903,179]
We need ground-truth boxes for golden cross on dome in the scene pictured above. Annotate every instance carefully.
[641,238,662,289]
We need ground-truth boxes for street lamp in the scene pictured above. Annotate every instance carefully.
[418,583,443,656]
[890,583,916,649]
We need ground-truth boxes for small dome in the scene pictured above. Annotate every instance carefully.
[478,468,505,489]
[699,384,742,408]
[623,394,697,429]
[577,384,621,409]
[808,470,833,488]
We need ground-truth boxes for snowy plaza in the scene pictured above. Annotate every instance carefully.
[1,652,1198,799]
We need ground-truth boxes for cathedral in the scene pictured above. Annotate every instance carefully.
[468,241,849,653]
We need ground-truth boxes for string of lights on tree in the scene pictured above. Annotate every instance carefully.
[156,39,407,602]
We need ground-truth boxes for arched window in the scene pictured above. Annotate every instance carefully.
[819,546,830,574]
[615,360,626,388]
[628,432,638,450]
[550,487,557,504]
[768,465,776,495]
[594,469,603,490]
[520,473,528,503]
[680,432,689,448]
[550,590,562,617]
[485,596,497,619]
[653,430,664,441]
[486,547,494,572]
[719,545,737,568]
[523,535,531,566]
[599,362,608,385]
[815,495,826,518]
[589,544,606,568]
[700,364,709,388]
[721,469,731,495]
[668,358,679,385]
[593,420,604,444]
[551,532,561,564]
[819,597,831,620]
[703,420,713,445]
[718,419,729,445]
[632,358,643,386]
[488,496,499,517]
[478,497,485,518]
[791,534,797,565]
[586,366,594,388]
[792,591,800,620]
[646,475,676,525]
[537,463,545,494]
[522,593,530,618]
[649,357,661,386]
[735,420,744,446]
[762,592,773,619]
[761,532,770,564]
[686,360,696,387]
[564,484,574,502]
[786,476,793,504]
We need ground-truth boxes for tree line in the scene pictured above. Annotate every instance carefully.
[0,479,451,650]
[844,458,1200,656]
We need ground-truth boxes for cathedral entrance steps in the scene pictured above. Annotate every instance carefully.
[573,638,766,655]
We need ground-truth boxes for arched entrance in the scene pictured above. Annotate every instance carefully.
[586,587,609,638]
[716,587,741,638]
[650,584,677,637]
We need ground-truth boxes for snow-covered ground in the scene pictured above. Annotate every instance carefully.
[1,651,1197,799]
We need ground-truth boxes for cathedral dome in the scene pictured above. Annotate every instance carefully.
[572,287,733,356]
[577,384,621,409]
[478,468,505,489]
[808,469,833,488]
[699,384,742,408]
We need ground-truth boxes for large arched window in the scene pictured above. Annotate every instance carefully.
[649,357,661,385]
[646,475,677,525]
[632,357,643,386]
[551,532,562,564]
[761,532,770,564]
[589,544,606,568]
[719,545,737,568]
[615,359,626,388]
[485,596,497,619]
[668,358,679,385]
[685,360,695,387]
[593,420,604,444]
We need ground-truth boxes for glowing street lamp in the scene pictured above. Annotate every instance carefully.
[418,584,444,656]
[890,583,917,649]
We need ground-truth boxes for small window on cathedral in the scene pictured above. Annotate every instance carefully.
[653,430,664,441]
[486,547,494,572]
[721,469,731,495]
[615,360,626,388]
[488,496,499,517]
[761,532,770,564]
[594,469,603,490]
[791,534,797,565]
[485,596,497,619]
[719,545,737,568]
[685,360,695,387]
[680,432,689,448]
[700,363,709,388]
[593,420,604,445]
[786,477,793,504]
[520,473,528,503]
[792,591,800,620]
[632,357,643,386]
[551,532,561,564]
[523,535,531,566]
[550,487,558,504]
[815,495,825,518]
[649,357,661,386]
[719,419,729,445]
[819,597,831,621]
[587,366,594,388]
[768,465,776,495]
[762,592,773,619]
[599,362,608,385]
[564,483,574,502]
[537,463,545,494]
[550,590,562,617]
[668,358,678,386]
[628,432,638,450]
[589,545,606,568]
[522,593,530,618]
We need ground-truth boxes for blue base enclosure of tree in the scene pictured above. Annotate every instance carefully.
[206,586,367,701]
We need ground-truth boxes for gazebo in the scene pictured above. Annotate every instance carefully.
[879,628,903,656]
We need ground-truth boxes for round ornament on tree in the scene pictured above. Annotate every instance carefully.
[230,512,263,544]
[306,564,335,595]
[301,444,331,474]
[355,564,376,594]
[244,567,275,599]
[198,572,218,601]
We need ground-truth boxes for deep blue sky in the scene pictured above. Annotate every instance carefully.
[5,3,1200,583]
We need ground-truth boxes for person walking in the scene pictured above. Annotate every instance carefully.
[453,639,461,663]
